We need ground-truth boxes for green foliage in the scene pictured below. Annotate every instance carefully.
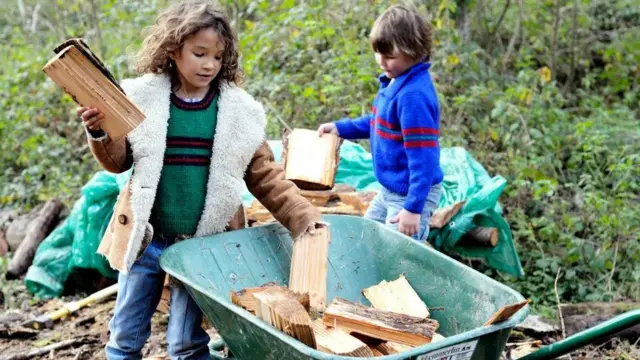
[1,0,638,307]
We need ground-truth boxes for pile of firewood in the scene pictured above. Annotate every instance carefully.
[230,274,446,357]
[246,184,376,226]
[246,187,501,248]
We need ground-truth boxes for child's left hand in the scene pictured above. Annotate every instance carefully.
[390,209,420,237]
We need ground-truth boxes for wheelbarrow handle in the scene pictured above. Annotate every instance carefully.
[519,309,640,360]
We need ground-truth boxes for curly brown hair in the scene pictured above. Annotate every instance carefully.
[135,0,242,88]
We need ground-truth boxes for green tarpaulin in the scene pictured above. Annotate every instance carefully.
[26,140,522,299]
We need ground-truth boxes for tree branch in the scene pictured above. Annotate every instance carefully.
[564,0,579,91]
[490,0,511,39]
[502,0,523,67]
[550,0,562,81]
[88,0,106,59]
[30,3,40,34]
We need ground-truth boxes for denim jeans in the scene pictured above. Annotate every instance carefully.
[365,183,443,242]
[105,235,210,360]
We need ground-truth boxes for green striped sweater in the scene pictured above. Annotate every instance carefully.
[149,87,218,237]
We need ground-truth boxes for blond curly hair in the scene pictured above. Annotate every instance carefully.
[135,0,242,86]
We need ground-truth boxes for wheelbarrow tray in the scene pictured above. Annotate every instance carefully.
[160,215,529,360]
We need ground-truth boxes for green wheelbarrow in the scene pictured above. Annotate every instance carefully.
[159,215,638,359]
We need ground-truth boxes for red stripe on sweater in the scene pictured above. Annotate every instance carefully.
[404,140,438,148]
[166,140,212,147]
[402,128,439,135]
[375,128,403,140]
[376,116,398,130]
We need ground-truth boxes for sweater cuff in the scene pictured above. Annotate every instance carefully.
[85,126,108,141]
[334,119,357,139]
[404,195,426,214]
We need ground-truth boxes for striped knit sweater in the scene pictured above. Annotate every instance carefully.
[149,87,218,237]
[335,62,443,214]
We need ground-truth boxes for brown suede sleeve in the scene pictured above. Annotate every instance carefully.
[244,141,322,239]
[85,128,133,173]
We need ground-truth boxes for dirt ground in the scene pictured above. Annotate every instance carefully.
[0,276,221,360]
[1,276,638,360]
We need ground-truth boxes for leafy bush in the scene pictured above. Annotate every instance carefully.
[1,0,638,307]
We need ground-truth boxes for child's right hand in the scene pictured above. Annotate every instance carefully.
[76,106,105,131]
[317,123,338,136]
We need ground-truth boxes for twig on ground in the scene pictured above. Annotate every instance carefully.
[0,336,98,360]
[554,268,572,360]
[606,239,619,294]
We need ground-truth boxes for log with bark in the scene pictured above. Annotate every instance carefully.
[362,274,446,353]
[460,226,499,247]
[42,38,145,142]
[6,199,63,279]
[560,302,640,341]
[429,201,465,228]
[300,184,355,206]
[337,191,377,213]
[362,274,430,319]
[323,297,439,347]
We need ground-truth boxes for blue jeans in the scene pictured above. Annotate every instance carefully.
[365,183,443,242]
[105,235,210,360]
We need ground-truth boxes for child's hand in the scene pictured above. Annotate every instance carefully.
[76,106,105,131]
[390,209,420,237]
[317,123,338,136]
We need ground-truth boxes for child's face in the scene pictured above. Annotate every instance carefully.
[170,27,224,93]
[374,50,416,79]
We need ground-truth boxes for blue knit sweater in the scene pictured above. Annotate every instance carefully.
[335,62,443,214]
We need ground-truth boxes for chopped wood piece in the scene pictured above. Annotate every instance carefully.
[245,201,274,223]
[461,227,499,247]
[43,43,145,142]
[300,184,357,206]
[484,300,531,326]
[323,298,439,347]
[362,274,430,318]
[282,129,342,190]
[289,225,330,312]
[372,341,413,355]
[370,346,385,357]
[311,319,374,357]
[317,204,362,216]
[6,199,63,279]
[231,283,310,314]
[337,191,377,213]
[429,201,465,228]
[252,287,316,348]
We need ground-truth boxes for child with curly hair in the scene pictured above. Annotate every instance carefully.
[77,1,322,358]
